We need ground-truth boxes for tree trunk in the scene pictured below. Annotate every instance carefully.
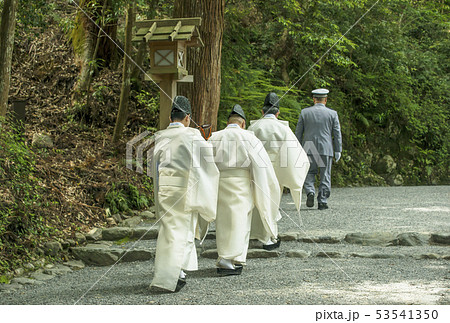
[72,0,100,109]
[174,0,225,131]
[72,0,118,66]
[112,2,135,143]
[173,0,201,107]
[130,41,147,91]
[85,0,110,117]
[0,0,18,117]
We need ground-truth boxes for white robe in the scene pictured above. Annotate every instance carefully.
[150,124,219,291]
[209,124,281,263]
[248,116,310,240]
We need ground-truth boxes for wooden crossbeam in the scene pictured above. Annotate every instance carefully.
[145,22,157,42]
[169,21,182,41]
[147,35,171,41]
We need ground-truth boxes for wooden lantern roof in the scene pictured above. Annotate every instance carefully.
[132,17,204,47]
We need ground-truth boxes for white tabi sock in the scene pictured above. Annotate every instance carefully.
[217,258,234,269]
[265,240,275,245]
[179,270,186,279]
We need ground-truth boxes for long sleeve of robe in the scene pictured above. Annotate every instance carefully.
[248,117,310,213]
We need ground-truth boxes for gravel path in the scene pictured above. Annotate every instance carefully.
[278,185,450,236]
[1,186,449,305]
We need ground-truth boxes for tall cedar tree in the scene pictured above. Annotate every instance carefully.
[174,0,225,131]
[0,0,18,117]
[112,2,135,142]
[71,0,118,121]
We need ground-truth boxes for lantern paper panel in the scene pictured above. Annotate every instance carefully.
[155,49,175,67]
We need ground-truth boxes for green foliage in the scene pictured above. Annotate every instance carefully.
[66,102,88,125]
[114,236,132,245]
[69,0,124,57]
[0,275,9,284]
[136,0,174,20]
[105,182,150,214]
[332,0,450,185]
[92,84,111,102]
[105,185,129,214]
[0,119,38,221]
[0,118,54,274]
[221,0,449,185]
[220,3,303,130]
[17,0,57,32]
[135,90,159,132]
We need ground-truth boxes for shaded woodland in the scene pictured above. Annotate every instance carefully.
[0,0,448,276]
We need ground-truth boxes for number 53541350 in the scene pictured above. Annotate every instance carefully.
[375,309,438,320]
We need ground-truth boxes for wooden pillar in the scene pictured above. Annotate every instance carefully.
[158,75,177,130]
[147,74,194,130]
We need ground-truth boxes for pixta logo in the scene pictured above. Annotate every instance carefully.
[126,131,154,175]
[126,131,170,176]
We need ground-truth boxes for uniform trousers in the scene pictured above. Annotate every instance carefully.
[304,154,333,204]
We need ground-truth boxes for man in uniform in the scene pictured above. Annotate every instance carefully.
[209,105,280,275]
[248,92,310,249]
[295,89,342,210]
[150,96,219,292]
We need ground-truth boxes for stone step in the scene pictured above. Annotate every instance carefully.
[43,264,72,276]
[99,227,159,241]
[280,231,450,247]
[81,223,450,248]
[201,249,280,259]
[430,233,450,245]
[68,241,449,268]
[69,229,450,267]
[0,262,91,293]
[71,244,155,266]
[201,248,449,261]
[10,277,44,286]
[132,227,159,240]
[63,260,86,271]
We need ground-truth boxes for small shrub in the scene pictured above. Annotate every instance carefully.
[0,118,53,274]
[105,182,150,215]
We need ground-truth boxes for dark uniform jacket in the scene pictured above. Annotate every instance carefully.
[295,103,342,157]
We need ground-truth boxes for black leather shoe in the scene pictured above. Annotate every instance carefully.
[262,238,281,250]
[318,203,329,210]
[306,193,315,207]
[217,266,243,276]
[175,278,186,292]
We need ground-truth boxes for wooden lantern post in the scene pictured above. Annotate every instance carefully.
[132,18,204,130]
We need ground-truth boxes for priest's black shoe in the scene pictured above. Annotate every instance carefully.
[306,193,315,207]
[318,203,329,210]
[262,238,281,250]
[175,278,186,292]
[217,266,243,276]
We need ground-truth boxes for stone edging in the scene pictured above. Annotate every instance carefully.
[0,261,85,293]
[200,248,450,261]
[278,231,450,247]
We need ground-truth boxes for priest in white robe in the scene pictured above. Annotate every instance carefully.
[209,105,281,275]
[248,92,310,249]
[150,96,219,292]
